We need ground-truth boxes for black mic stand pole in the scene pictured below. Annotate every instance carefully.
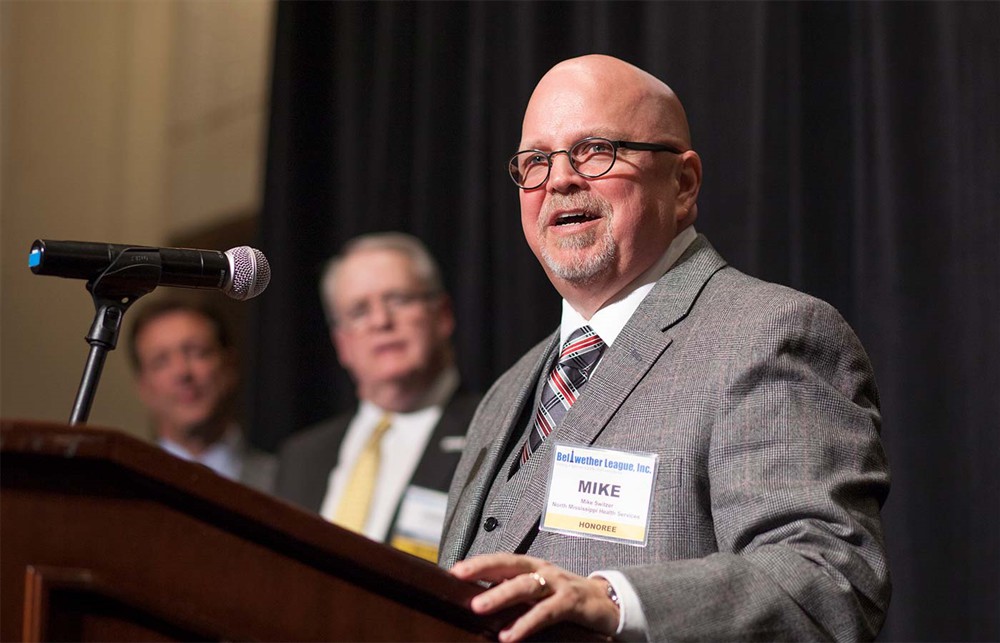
[69,249,162,426]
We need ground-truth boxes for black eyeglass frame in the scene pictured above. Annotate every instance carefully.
[508,137,684,190]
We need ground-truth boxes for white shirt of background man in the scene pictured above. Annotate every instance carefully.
[319,367,459,542]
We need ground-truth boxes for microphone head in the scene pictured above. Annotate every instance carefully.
[224,246,270,300]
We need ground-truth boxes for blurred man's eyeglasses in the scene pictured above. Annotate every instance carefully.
[508,136,683,190]
[336,290,438,330]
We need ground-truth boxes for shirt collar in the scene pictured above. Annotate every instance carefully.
[560,226,697,347]
[357,365,460,421]
[159,425,243,481]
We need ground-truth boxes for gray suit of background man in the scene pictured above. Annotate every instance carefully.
[440,55,890,642]
[277,233,479,563]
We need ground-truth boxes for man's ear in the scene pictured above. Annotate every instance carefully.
[675,150,702,227]
[435,294,456,340]
[221,348,240,393]
[135,372,154,408]
[331,326,353,370]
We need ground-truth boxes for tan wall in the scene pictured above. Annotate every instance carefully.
[1,0,274,438]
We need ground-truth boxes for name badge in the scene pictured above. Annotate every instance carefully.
[540,442,658,547]
[389,485,448,563]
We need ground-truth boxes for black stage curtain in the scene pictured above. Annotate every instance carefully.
[249,2,999,640]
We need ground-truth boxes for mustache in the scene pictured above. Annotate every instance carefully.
[540,193,612,220]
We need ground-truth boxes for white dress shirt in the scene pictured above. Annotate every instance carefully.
[560,225,698,350]
[319,367,460,542]
[159,425,244,481]
[561,225,697,641]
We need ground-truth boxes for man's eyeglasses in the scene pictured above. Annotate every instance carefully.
[508,136,683,190]
[335,290,438,330]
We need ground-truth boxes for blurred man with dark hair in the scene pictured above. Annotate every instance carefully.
[129,298,276,493]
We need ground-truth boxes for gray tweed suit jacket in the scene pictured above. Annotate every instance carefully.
[439,235,890,641]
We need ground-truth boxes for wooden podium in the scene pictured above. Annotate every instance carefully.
[1,421,597,642]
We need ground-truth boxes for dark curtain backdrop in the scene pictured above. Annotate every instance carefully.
[249,2,999,640]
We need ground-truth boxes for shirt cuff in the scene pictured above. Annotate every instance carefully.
[589,570,649,642]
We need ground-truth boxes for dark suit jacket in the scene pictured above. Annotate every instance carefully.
[238,444,278,494]
[440,236,890,641]
[276,391,481,541]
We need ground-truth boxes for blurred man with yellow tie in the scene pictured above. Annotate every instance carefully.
[275,233,480,562]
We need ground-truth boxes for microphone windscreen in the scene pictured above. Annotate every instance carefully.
[225,247,270,300]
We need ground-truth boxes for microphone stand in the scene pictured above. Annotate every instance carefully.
[69,249,162,425]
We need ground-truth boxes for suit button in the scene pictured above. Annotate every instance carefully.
[483,517,499,532]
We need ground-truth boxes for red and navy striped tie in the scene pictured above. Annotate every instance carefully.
[511,326,605,476]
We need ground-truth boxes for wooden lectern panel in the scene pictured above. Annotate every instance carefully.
[1,420,599,642]
[22,565,209,642]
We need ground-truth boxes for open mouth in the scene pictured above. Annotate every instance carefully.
[554,212,599,226]
[175,390,204,404]
[373,340,406,354]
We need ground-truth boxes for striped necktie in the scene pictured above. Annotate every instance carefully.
[511,326,605,476]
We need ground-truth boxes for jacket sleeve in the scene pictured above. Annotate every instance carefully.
[623,295,891,642]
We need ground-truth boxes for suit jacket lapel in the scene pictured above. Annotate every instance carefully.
[304,415,352,512]
[495,327,676,552]
[386,392,475,541]
[496,235,729,552]
[443,333,560,564]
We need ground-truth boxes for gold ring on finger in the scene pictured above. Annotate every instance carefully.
[529,571,551,596]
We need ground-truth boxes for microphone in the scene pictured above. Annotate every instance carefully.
[28,239,271,301]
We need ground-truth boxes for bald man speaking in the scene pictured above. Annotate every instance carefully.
[439,55,890,642]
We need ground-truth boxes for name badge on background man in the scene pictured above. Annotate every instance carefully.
[540,443,658,547]
[390,485,448,562]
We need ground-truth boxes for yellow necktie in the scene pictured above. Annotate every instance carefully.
[333,413,393,533]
